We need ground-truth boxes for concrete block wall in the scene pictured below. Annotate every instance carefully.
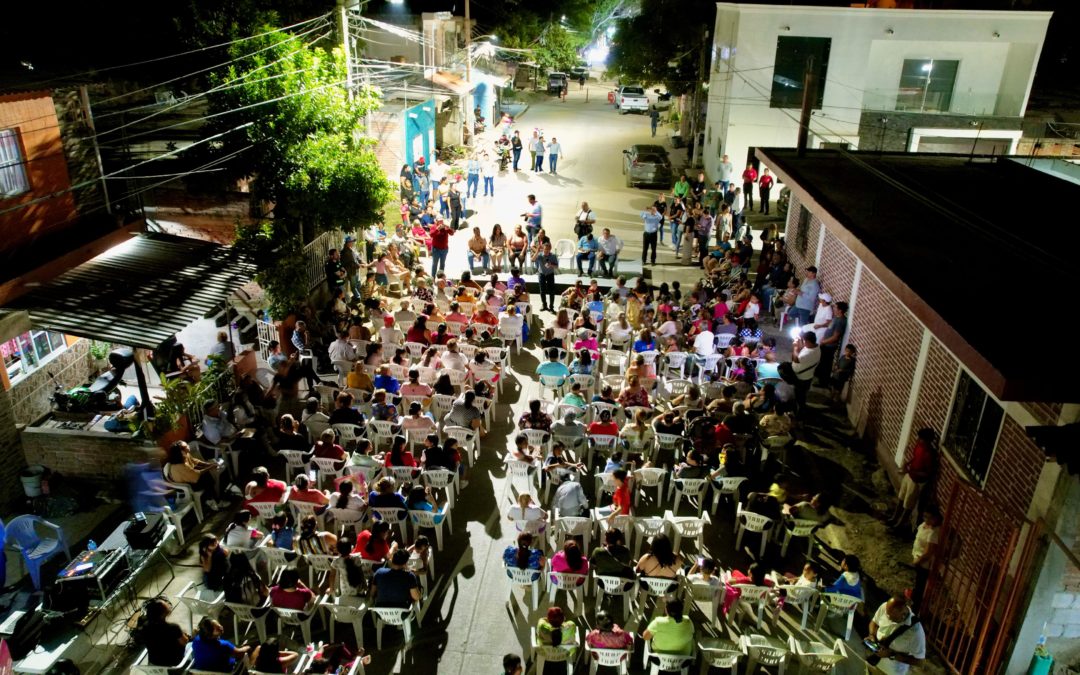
[8,338,91,426]
[0,388,24,508]
[20,427,159,491]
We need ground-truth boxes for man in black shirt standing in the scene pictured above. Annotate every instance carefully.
[511,131,523,171]
[536,241,559,312]
[325,248,346,293]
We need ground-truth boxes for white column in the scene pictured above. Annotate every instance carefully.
[814,223,826,268]
[841,261,862,352]
[895,328,933,465]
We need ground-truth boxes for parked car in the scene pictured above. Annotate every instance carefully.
[652,89,673,111]
[615,85,649,114]
[547,72,569,94]
[622,144,674,188]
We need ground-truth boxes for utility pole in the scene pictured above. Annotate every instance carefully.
[689,26,710,169]
[337,1,354,98]
[78,85,111,214]
[796,55,817,157]
[464,0,473,146]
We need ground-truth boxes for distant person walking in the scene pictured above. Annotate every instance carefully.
[528,131,540,173]
[466,154,481,199]
[521,194,542,244]
[547,138,563,174]
[511,131,523,172]
[482,151,497,196]
[649,105,660,137]
[533,135,546,172]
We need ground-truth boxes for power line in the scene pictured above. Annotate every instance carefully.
[13,14,331,90]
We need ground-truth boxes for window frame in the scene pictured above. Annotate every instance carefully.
[2,330,70,385]
[769,36,831,110]
[896,58,959,113]
[794,204,810,255]
[941,368,1005,487]
[0,127,31,199]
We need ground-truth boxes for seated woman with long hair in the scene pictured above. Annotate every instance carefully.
[502,531,545,580]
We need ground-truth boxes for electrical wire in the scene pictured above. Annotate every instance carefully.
[13,14,332,90]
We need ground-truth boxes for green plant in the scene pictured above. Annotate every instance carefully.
[88,341,111,360]
[669,110,681,124]
[141,358,233,440]
[234,220,308,320]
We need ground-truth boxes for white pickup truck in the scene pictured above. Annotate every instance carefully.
[615,85,649,114]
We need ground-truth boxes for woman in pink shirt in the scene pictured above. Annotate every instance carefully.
[586,610,634,650]
[550,540,589,586]
[572,329,599,358]
[269,569,314,611]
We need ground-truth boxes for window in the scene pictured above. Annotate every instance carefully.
[770,37,831,109]
[2,330,69,384]
[897,59,958,113]
[820,142,851,150]
[0,128,30,198]
[794,205,810,255]
[944,371,1004,485]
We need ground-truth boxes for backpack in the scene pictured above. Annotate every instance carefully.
[574,213,593,238]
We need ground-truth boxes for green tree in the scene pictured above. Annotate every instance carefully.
[607,0,713,95]
[536,24,587,73]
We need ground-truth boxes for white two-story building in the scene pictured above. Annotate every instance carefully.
[703,3,1051,177]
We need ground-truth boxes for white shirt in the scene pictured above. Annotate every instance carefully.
[872,603,926,675]
[430,161,446,184]
[812,303,834,341]
[793,347,820,381]
[576,209,595,224]
[508,505,545,526]
[598,234,622,256]
[693,331,716,356]
[328,339,357,362]
[380,327,403,346]
[911,523,940,566]
[440,351,467,371]
[202,414,237,445]
[742,302,761,320]
[718,161,734,181]
[731,193,744,214]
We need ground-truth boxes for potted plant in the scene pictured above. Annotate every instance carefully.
[140,359,233,447]
[88,341,111,374]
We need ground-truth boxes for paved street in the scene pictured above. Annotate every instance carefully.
[445,82,689,278]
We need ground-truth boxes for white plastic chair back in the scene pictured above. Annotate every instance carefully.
[430,394,456,420]
[311,457,346,487]
[639,576,680,598]
[404,342,427,359]
[325,507,366,534]
[712,476,747,512]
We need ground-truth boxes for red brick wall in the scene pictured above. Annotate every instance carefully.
[782,193,821,274]
[982,416,1045,520]
[845,268,924,468]
[818,228,857,305]
[0,92,78,253]
[906,339,959,494]
[1022,401,1062,426]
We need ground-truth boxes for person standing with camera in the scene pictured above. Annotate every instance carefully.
[866,594,926,674]
[574,202,595,238]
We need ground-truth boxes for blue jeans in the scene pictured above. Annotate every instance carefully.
[431,247,449,276]
[535,153,543,171]
[672,225,682,254]
[418,190,428,209]
[548,155,558,173]
[576,252,595,274]
[467,251,490,271]
[512,148,522,170]
[526,226,539,245]
[483,176,494,196]
[439,195,449,218]
[466,173,479,198]
[787,306,811,326]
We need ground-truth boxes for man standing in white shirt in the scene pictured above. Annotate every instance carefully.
[868,595,926,675]
[811,292,834,342]
[546,137,563,174]
[718,154,734,192]
[597,228,623,278]
[574,201,596,237]
[481,151,497,196]
[791,330,820,415]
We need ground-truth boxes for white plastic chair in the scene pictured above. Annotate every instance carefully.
[410,505,453,550]
[370,605,415,652]
[734,503,775,559]
[643,639,693,675]
[661,353,692,380]
[692,354,722,383]
[586,644,631,675]
[249,499,286,530]
[686,581,723,631]
[815,592,861,641]
[741,634,788,675]
[729,584,774,629]
[280,450,311,482]
[430,394,456,423]
[661,378,693,403]
[324,507,366,537]
[503,459,541,502]
[788,637,848,673]
[593,574,634,618]
[586,434,618,469]
[532,629,579,675]
[549,515,592,558]
[444,425,479,463]
[370,507,409,541]
[324,600,368,650]
[420,468,459,508]
[274,599,322,645]
[387,465,421,485]
[175,581,225,634]
[368,420,401,453]
[671,478,709,516]
[539,374,567,400]
[670,515,708,555]
[711,476,747,513]
[637,576,682,619]
[634,467,668,507]
[505,564,542,611]
[258,543,300,585]
[310,456,347,489]
[305,553,337,589]
[778,584,819,629]
[523,429,552,456]
[698,637,745,675]
[332,423,365,450]
[780,518,819,558]
[546,562,587,614]
[224,600,270,643]
[589,400,619,424]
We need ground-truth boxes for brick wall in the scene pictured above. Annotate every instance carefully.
[1022,401,1062,426]
[0,388,23,508]
[845,268,924,467]
[8,338,92,426]
[907,338,960,498]
[21,427,159,491]
[817,228,858,305]
[782,193,824,276]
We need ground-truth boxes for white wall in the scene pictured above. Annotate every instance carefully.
[704,2,1050,180]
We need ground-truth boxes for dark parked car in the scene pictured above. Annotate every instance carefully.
[547,72,569,94]
[622,144,674,188]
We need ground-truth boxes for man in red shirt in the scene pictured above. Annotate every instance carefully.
[741,164,758,211]
[430,218,454,277]
[758,168,775,215]
[888,428,938,532]
[243,466,287,515]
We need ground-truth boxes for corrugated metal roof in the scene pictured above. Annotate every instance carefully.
[4,232,255,348]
